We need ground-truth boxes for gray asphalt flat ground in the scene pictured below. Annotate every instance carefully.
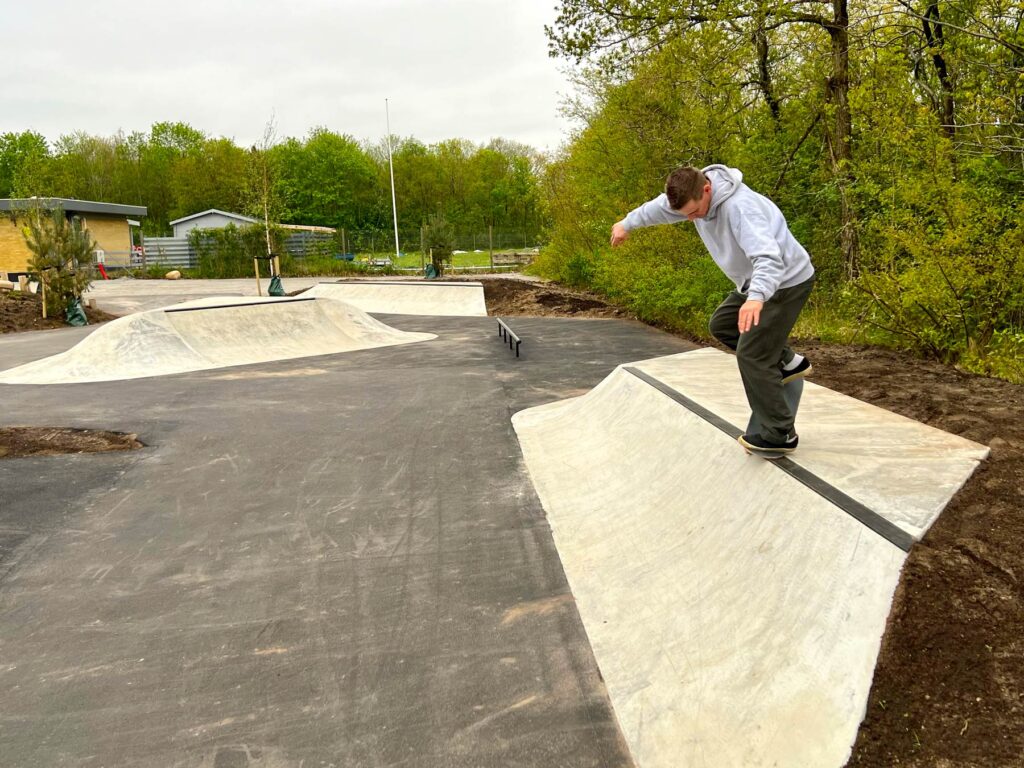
[0,311,695,767]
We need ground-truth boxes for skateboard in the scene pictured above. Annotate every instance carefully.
[740,378,804,460]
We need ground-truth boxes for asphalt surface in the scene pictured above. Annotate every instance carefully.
[0,313,694,768]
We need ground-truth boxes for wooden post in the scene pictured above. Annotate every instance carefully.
[420,225,425,271]
[341,228,347,256]
[253,257,262,296]
[40,274,47,319]
[489,225,494,271]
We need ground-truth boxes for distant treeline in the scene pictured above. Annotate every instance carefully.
[535,0,1024,381]
[0,123,546,242]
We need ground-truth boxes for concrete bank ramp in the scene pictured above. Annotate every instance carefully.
[511,348,988,768]
[0,296,435,384]
[307,279,487,316]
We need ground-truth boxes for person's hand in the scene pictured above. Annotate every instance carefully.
[738,300,763,333]
[610,222,630,247]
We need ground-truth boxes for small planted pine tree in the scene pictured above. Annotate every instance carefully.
[22,206,96,321]
[423,212,455,277]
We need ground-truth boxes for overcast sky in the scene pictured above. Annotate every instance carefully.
[2,0,577,153]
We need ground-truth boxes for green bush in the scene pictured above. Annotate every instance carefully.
[855,164,1024,373]
[189,223,291,279]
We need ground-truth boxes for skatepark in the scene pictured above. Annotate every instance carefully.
[0,279,989,767]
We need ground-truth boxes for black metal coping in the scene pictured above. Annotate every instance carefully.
[165,298,316,313]
[317,280,482,287]
[497,318,522,358]
[624,366,915,553]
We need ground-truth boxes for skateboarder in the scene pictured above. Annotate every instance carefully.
[610,164,815,456]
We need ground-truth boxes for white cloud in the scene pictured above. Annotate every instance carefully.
[1,0,574,152]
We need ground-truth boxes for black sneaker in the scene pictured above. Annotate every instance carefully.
[781,356,812,384]
[738,433,798,455]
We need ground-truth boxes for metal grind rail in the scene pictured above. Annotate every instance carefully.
[497,318,522,358]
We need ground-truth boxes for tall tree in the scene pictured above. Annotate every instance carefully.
[0,131,51,198]
[548,0,861,275]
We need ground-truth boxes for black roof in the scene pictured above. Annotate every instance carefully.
[0,198,147,217]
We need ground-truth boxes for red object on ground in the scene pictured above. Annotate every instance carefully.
[97,264,109,280]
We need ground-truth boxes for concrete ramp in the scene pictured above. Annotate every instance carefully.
[0,296,435,384]
[307,279,487,316]
[511,348,988,768]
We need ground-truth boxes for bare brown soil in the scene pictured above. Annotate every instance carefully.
[479,276,630,318]
[0,427,143,458]
[0,290,117,333]
[1,276,1020,763]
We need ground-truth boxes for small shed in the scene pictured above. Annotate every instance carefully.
[0,198,148,276]
[169,210,258,239]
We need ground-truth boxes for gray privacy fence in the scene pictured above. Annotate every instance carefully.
[140,233,330,268]
[284,231,334,258]
[141,237,195,268]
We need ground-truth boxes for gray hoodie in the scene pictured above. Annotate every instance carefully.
[621,164,814,302]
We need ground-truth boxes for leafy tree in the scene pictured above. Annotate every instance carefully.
[275,128,381,229]
[547,0,861,274]
[0,130,51,197]
[170,137,248,217]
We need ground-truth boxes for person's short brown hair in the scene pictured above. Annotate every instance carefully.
[665,166,707,210]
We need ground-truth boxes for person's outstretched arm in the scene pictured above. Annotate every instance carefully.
[610,193,687,247]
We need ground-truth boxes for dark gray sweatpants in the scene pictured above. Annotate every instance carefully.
[708,276,815,443]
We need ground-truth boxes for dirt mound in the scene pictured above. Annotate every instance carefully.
[1,291,117,333]
[0,427,143,458]
[478,277,627,318]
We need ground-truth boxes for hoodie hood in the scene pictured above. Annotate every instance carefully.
[702,164,743,220]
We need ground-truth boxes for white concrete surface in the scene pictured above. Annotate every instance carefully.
[307,280,488,316]
[637,349,988,540]
[511,348,988,768]
[0,296,435,384]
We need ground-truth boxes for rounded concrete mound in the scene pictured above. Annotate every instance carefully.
[0,296,436,385]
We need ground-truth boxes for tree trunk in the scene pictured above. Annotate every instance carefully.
[754,6,781,123]
[825,0,859,278]
[923,1,956,140]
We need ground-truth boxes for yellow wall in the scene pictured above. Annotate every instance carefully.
[0,217,34,273]
[80,215,132,267]
[0,213,133,273]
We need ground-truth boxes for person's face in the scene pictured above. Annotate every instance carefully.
[675,183,712,220]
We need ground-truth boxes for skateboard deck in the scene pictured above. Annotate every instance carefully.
[742,378,804,459]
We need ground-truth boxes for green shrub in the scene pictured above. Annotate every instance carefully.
[189,223,291,279]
